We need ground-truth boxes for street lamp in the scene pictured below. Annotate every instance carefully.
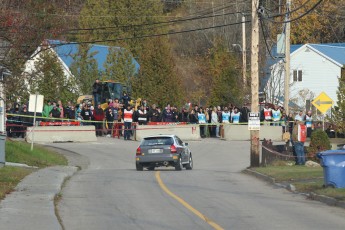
[232,43,247,86]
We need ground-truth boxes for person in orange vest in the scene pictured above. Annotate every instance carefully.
[123,104,133,140]
[260,104,272,126]
[292,120,307,165]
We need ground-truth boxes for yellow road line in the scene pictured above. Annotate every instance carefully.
[155,171,224,230]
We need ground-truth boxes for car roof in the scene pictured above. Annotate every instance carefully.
[143,134,176,139]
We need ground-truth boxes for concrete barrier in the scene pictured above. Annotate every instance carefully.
[223,124,282,141]
[135,124,200,141]
[26,126,97,143]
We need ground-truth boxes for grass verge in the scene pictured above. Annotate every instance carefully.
[250,163,345,201]
[0,140,68,200]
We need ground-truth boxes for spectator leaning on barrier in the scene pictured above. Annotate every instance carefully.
[105,107,114,137]
[271,105,281,126]
[198,107,207,138]
[148,104,161,122]
[76,111,83,124]
[42,100,53,121]
[162,105,174,122]
[217,106,222,123]
[260,104,272,125]
[240,104,250,123]
[123,104,133,140]
[189,108,198,124]
[222,107,231,124]
[64,101,72,119]
[81,104,92,125]
[137,105,148,125]
[231,107,241,124]
[49,104,61,123]
[294,110,304,122]
[211,107,220,137]
[179,107,189,122]
[66,105,76,120]
[57,100,64,119]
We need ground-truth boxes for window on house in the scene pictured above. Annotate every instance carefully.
[298,70,302,81]
[293,70,302,82]
[293,70,297,81]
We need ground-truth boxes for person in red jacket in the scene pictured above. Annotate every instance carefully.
[93,104,105,137]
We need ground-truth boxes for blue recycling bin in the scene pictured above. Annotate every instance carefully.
[317,150,345,188]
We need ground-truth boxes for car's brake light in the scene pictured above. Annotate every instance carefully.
[136,147,141,156]
[170,144,177,153]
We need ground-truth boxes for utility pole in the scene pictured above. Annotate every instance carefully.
[242,14,247,86]
[284,0,291,114]
[250,0,260,167]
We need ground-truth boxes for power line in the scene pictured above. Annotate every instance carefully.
[65,12,247,32]
[56,20,252,46]
[261,0,323,24]
[0,20,251,49]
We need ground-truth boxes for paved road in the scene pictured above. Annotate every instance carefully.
[50,138,345,230]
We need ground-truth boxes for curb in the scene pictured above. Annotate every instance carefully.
[243,168,345,209]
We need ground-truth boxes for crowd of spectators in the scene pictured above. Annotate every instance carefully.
[4,96,344,139]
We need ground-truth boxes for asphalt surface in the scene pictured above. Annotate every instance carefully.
[1,138,345,230]
[0,144,87,230]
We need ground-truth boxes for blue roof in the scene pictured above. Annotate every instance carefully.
[309,43,345,66]
[47,40,140,73]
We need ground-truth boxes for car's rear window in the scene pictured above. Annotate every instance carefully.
[142,137,173,146]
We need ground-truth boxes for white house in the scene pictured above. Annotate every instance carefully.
[23,40,140,93]
[266,43,345,112]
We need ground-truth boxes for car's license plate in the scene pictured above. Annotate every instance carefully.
[149,149,163,154]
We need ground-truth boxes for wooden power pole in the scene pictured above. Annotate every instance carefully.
[242,14,247,86]
[284,0,291,114]
[250,0,260,167]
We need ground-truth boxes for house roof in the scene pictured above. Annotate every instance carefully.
[308,44,345,66]
[47,40,140,73]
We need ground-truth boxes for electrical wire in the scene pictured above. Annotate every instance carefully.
[0,19,251,49]
[54,20,252,46]
[259,15,278,60]
[66,10,247,33]
[261,0,323,24]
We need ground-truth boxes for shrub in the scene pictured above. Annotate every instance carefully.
[307,129,331,160]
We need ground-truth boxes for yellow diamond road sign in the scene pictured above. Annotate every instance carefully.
[312,92,334,114]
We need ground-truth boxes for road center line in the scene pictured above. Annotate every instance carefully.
[155,171,224,230]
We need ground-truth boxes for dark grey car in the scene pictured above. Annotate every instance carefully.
[135,134,193,171]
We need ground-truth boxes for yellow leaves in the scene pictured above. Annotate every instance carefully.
[290,0,342,44]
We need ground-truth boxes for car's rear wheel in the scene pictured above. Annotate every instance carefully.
[136,163,143,171]
[175,156,183,171]
[185,154,193,170]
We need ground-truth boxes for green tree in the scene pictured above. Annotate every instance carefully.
[131,38,183,108]
[28,49,78,103]
[77,0,164,55]
[330,68,345,135]
[102,47,136,88]
[208,43,244,107]
[70,44,99,95]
